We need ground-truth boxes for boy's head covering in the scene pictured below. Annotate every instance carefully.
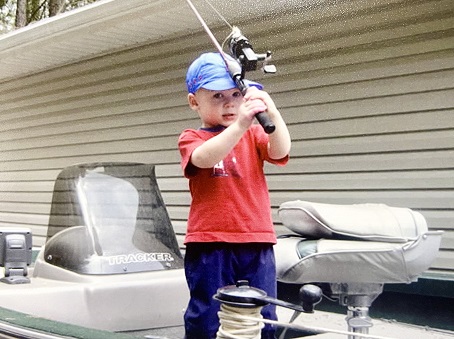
[186,52,263,94]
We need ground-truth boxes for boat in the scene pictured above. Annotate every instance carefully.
[0,162,452,339]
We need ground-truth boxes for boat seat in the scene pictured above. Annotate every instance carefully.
[275,200,443,285]
[274,200,443,336]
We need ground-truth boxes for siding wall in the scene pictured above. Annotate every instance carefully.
[0,0,453,276]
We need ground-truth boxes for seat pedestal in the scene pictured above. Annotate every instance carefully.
[330,283,383,338]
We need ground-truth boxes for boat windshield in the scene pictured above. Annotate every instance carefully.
[45,163,183,275]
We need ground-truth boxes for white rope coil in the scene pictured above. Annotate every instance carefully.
[216,304,264,339]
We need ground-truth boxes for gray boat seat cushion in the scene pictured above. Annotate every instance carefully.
[275,200,443,284]
[278,200,428,243]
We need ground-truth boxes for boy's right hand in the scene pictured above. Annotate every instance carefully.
[237,87,268,130]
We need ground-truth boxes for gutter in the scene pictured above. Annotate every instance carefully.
[0,0,321,83]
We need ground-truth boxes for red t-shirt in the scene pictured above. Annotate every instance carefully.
[178,125,288,244]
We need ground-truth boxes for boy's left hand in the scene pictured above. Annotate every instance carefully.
[243,87,278,117]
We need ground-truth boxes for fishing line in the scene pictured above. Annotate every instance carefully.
[184,0,226,57]
[199,0,233,29]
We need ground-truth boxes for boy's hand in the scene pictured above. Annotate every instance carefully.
[236,87,268,130]
[243,86,278,117]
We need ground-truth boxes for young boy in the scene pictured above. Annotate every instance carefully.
[178,52,291,339]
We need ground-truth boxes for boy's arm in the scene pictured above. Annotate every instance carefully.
[191,88,290,168]
[190,92,267,169]
[190,123,247,169]
[267,107,291,160]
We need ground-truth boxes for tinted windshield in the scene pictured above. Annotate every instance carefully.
[45,163,183,274]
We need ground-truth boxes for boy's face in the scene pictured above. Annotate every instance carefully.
[188,87,243,129]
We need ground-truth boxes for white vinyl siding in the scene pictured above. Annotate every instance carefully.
[0,0,452,276]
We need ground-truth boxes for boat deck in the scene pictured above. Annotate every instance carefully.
[276,307,454,339]
[126,307,454,339]
[1,303,453,339]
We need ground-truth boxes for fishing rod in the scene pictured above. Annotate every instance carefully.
[184,0,277,134]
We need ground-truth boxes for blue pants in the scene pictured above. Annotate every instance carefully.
[184,242,277,339]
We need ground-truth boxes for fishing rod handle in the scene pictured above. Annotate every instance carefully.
[255,112,276,134]
[230,71,275,134]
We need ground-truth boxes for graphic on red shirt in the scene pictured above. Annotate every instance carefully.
[212,153,240,177]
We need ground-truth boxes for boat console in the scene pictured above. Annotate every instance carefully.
[42,162,183,275]
[0,163,189,332]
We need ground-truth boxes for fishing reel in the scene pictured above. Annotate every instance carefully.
[228,26,276,79]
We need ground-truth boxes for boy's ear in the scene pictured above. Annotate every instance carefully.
[188,93,199,111]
